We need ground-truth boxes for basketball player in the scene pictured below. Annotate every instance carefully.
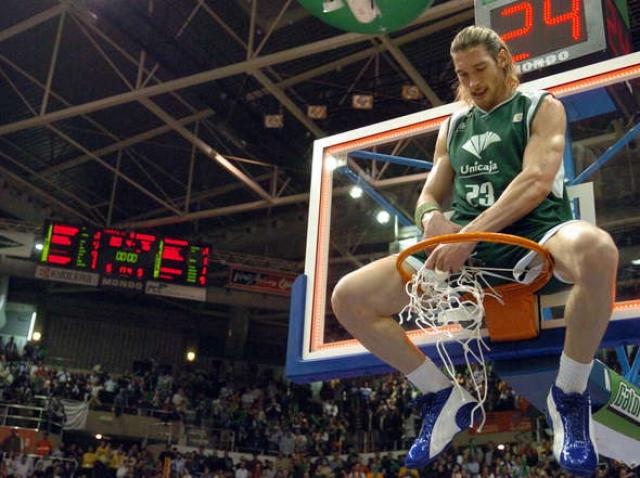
[331,26,618,476]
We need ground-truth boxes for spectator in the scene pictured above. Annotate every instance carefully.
[12,454,32,478]
[235,460,250,478]
[278,430,295,457]
[2,429,22,453]
[35,432,53,456]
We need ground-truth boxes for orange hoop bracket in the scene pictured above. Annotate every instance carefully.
[396,232,555,342]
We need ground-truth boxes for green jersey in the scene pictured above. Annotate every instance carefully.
[447,90,573,239]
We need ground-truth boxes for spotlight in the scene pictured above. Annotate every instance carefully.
[632,258,640,266]
[35,242,44,251]
[349,186,363,199]
[186,351,196,362]
[95,434,102,440]
[376,210,390,224]
[32,331,42,342]
[325,156,344,171]
[497,444,505,451]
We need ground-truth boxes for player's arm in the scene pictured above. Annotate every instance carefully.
[461,95,566,234]
[415,120,457,235]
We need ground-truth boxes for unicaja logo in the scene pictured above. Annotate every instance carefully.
[462,132,501,159]
[611,382,640,424]
[460,160,499,176]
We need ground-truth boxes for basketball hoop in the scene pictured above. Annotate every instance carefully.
[395,232,554,430]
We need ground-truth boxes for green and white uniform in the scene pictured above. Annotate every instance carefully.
[414,90,575,291]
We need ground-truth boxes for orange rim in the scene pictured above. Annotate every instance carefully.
[395,232,554,295]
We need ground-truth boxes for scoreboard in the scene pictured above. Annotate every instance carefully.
[475,0,632,74]
[37,222,210,301]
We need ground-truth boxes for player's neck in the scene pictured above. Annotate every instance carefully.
[474,83,514,112]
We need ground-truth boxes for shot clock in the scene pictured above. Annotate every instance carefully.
[475,0,631,74]
[38,222,210,301]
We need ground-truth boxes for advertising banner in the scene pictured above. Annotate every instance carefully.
[227,265,296,296]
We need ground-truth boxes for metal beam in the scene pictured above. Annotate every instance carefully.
[0,162,96,224]
[0,48,180,214]
[245,4,473,100]
[68,3,256,167]
[119,173,428,229]
[48,124,183,215]
[0,65,110,222]
[377,35,442,106]
[253,0,294,57]
[39,110,212,176]
[185,123,198,213]
[125,172,273,222]
[0,4,66,43]
[0,53,121,143]
[252,70,325,138]
[41,11,66,115]
[106,151,122,226]
[0,185,49,224]
[140,98,272,201]
[0,52,193,211]
[247,0,257,60]
[72,18,269,205]
[0,0,472,136]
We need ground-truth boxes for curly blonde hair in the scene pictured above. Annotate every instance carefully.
[450,26,519,104]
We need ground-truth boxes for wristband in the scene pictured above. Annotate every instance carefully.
[414,202,441,231]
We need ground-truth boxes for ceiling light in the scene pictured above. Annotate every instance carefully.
[34,242,44,251]
[376,210,390,224]
[325,156,344,171]
[497,444,505,451]
[349,186,363,199]
[632,258,640,266]
[186,351,196,362]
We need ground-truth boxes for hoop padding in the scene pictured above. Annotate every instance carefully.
[396,232,554,342]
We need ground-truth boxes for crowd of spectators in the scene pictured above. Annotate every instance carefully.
[0,339,636,476]
[0,337,529,455]
[0,438,637,478]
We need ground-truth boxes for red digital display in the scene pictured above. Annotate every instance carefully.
[490,0,588,62]
[155,238,210,286]
[476,0,611,73]
[100,229,158,281]
[39,222,209,289]
[41,223,96,270]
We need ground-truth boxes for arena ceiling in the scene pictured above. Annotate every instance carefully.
[1,0,640,345]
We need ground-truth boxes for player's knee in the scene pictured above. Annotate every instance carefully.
[574,229,618,278]
[331,276,366,325]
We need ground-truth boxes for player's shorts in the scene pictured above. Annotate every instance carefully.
[404,220,581,295]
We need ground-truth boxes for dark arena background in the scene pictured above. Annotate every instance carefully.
[0,0,640,476]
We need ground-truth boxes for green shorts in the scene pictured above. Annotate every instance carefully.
[405,220,579,295]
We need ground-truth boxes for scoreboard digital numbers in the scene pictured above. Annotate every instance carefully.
[37,222,210,301]
[475,0,616,74]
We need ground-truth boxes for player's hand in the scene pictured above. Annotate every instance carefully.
[425,241,476,274]
[421,210,461,239]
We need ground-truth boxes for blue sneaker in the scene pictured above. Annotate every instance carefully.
[546,385,598,476]
[404,386,477,469]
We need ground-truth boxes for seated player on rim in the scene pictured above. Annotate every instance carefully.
[331,25,618,476]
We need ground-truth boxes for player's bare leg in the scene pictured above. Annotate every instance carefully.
[331,255,424,374]
[545,221,618,364]
[332,255,476,468]
[543,220,618,476]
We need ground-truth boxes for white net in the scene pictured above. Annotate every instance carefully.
[398,265,509,431]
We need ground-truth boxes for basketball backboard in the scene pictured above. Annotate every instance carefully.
[287,52,640,384]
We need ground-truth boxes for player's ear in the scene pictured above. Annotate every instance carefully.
[496,48,508,69]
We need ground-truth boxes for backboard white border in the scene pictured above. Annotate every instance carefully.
[302,52,640,362]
